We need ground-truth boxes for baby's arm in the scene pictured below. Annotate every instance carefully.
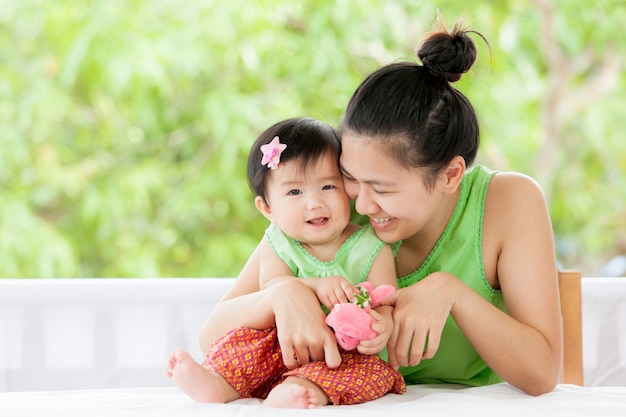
[357,244,397,355]
[258,237,300,290]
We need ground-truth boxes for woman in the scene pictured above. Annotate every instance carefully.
[198,22,561,396]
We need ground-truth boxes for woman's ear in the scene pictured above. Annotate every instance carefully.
[440,156,466,193]
[254,196,273,222]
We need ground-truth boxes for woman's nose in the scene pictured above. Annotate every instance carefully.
[354,189,375,215]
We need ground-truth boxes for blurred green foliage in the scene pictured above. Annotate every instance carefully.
[1,0,625,278]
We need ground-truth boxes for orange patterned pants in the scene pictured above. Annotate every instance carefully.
[202,326,405,405]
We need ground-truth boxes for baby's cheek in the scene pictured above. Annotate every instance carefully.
[342,180,358,200]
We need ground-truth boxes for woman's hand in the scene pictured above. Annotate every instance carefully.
[380,272,458,369]
[271,279,342,369]
[357,306,394,355]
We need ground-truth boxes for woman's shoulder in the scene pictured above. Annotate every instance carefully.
[488,171,546,202]
[484,171,550,235]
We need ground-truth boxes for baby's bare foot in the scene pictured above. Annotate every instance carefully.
[164,348,238,403]
[263,383,319,409]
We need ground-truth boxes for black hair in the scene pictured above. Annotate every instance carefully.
[247,117,341,202]
[340,22,488,188]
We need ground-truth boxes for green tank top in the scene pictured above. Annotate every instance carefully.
[265,223,385,285]
[393,165,505,386]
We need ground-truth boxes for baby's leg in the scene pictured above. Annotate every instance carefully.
[263,376,328,409]
[165,348,239,403]
[283,350,406,405]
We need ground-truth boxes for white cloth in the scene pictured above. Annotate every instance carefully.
[1,384,626,417]
[0,278,231,391]
[581,277,626,385]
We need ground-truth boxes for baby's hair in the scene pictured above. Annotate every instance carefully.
[247,117,341,203]
[341,19,488,189]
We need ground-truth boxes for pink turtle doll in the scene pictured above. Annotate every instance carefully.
[325,282,395,351]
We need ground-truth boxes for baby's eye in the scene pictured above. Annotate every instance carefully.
[322,184,336,190]
[287,189,302,196]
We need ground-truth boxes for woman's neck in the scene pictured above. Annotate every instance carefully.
[396,188,460,277]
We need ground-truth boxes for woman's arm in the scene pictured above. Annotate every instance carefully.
[198,241,342,369]
[458,172,561,395]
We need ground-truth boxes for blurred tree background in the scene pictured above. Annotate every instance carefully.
[1,0,625,278]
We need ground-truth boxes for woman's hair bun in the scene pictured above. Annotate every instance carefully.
[417,22,486,83]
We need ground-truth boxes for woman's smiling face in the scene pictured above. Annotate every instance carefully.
[339,131,441,244]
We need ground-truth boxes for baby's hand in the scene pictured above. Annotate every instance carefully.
[310,276,358,311]
[357,308,393,355]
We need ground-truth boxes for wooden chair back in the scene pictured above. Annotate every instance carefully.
[558,270,584,385]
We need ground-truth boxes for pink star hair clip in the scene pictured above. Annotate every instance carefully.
[260,136,287,170]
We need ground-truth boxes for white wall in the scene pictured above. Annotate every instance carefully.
[0,277,624,391]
